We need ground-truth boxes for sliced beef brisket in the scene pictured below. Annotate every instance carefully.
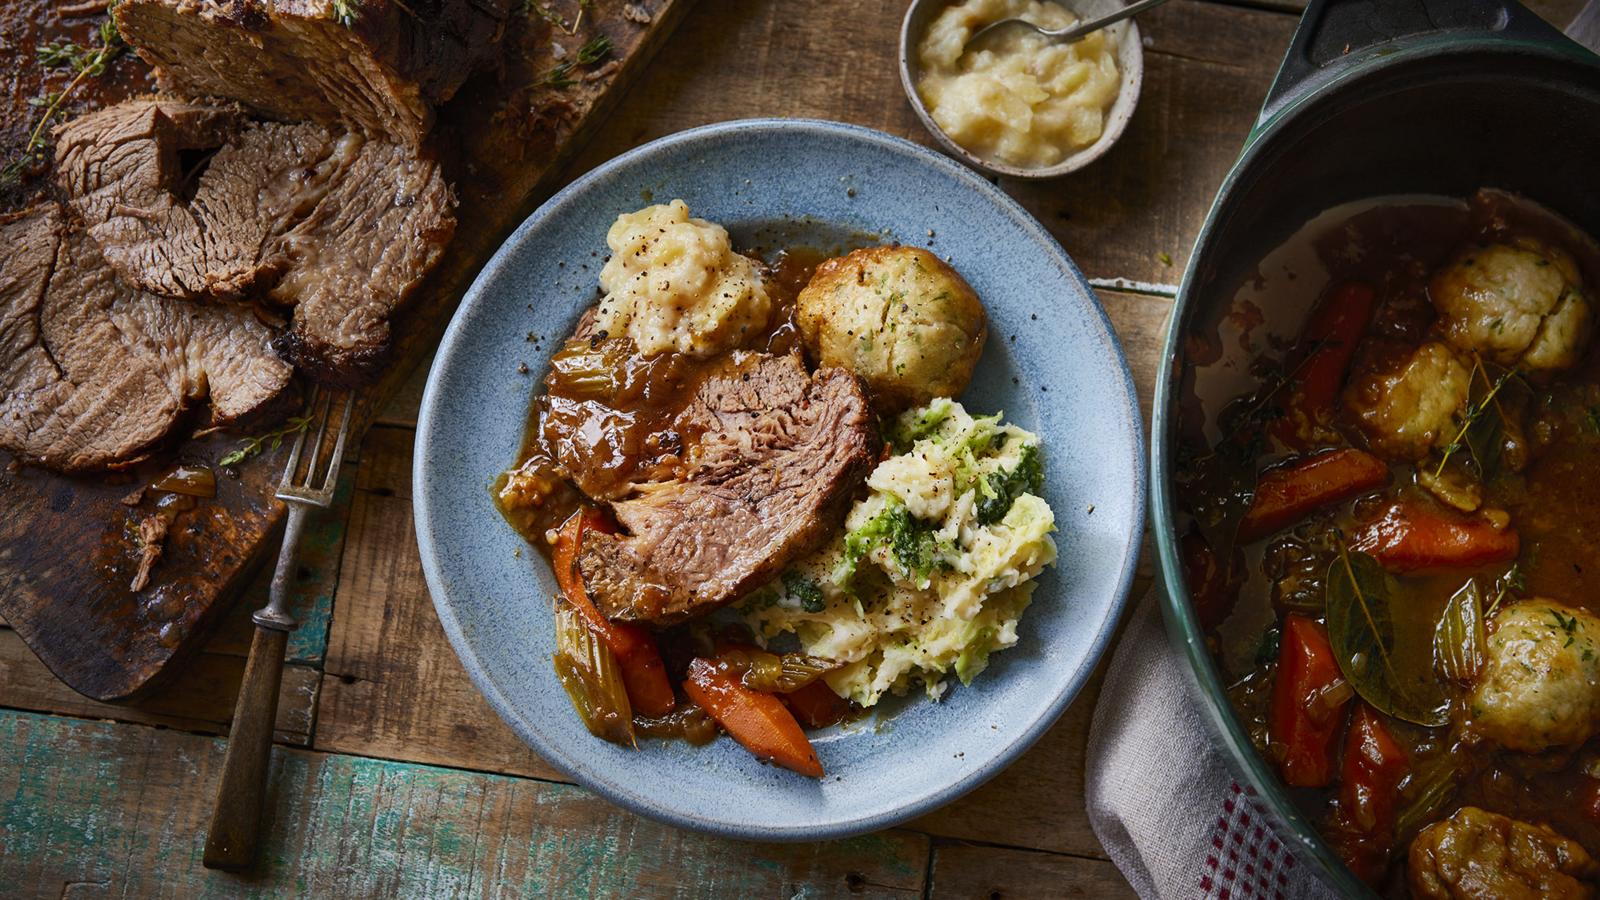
[266,135,456,381]
[55,98,323,301]
[55,98,456,384]
[579,353,879,626]
[113,0,511,145]
[0,203,293,472]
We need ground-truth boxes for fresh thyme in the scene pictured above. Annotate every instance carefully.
[1486,562,1523,618]
[1551,607,1579,648]
[539,35,614,88]
[218,415,313,468]
[2,3,125,190]
[576,34,612,64]
[1434,362,1514,479]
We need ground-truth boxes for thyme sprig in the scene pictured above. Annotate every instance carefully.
[1486,562,1524,618]
[539,35,614,88]
[1434,361,1515,479]
[218,415,313,468]
[2,3,126,190]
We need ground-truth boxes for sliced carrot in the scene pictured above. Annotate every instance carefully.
[1351,499,1519,573]
[782,679,852,729]
[685,657,823,777]
[1239,448,1388,542]
[1328,704,1409,885]
[1272,282,1376,450]
[551,511,676,717]
[1270,615,1349,788]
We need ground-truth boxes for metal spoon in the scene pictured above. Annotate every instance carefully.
[966,0,1171,49]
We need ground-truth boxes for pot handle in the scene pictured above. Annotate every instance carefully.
[1257,0,1581,128]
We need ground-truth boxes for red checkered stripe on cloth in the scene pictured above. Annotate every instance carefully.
[1197,782,1298,900]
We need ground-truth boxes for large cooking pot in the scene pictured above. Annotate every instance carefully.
[1151,0,1600,893]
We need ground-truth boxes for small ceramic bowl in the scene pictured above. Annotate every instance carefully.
[899,0,1145,179]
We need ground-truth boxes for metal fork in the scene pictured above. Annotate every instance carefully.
[964,0,1171,48]
[203,387,355,871]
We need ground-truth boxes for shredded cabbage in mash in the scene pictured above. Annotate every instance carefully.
[594,200,771,357]
[741,399,1057,706]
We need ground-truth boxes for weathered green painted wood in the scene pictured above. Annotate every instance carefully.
[0,629,319,746]
[929,843,1137,899]
[207,466,357,666]
[0,709,928,898]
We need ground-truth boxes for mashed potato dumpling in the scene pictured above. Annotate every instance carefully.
[797,246,986,411]
[917,0,1120,168]
[594,200,771,357]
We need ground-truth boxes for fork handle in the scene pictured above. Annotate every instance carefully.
[203,502,306,871]
[203,623,289,870]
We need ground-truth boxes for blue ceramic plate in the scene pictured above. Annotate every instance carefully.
[414,119,1145,840]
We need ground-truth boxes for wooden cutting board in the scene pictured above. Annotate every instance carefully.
[0,0,693,702]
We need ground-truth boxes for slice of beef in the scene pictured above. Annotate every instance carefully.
[0,203,293,472]
[579,353,879,626]
[55,98,456,384]
[267,135,456,382]
[114,0,512,145]
[55,98,328,301]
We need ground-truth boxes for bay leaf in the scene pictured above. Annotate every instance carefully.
[1325,548,1450,727]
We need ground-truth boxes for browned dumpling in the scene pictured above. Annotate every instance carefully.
[1410,807,1599,899]
[797,246,986,412]
[1468,600,1600,753]
[1343,341,1471,461]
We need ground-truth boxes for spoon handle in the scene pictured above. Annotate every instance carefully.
[1058,0,1171,42]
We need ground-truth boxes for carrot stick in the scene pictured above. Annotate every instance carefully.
[1272,282,1376,449]
[1351,499,1519,573]
[1270,615,1349,788]
[1239,448,1388,542]
[552,511,676,717]
[685,658,823,777]
[1328,704,1409,884]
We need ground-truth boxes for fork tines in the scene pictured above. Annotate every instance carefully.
[278,387,355,506]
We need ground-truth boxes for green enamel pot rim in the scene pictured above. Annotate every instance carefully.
[1148,7,1600,896]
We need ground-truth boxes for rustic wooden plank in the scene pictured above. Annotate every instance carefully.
[930,843,1137,899]
[0,630,317,746]
[0,709,928,897]
[315,426,562,779]
[205,465,357,665]
[575,0,1293,290]
[373,351,435,429]
[1097,288,1172,426]
[911,674,1102,858]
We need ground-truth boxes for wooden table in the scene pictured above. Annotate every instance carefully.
[0,0,1583,895]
